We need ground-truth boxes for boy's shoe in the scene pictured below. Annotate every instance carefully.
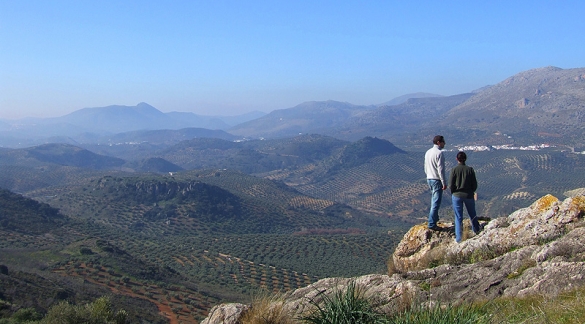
[474,224,485,235]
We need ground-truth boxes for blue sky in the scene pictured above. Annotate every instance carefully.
[1,1,584,119]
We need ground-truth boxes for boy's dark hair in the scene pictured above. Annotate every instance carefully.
[433,135,445,144]
[456,151,467,162]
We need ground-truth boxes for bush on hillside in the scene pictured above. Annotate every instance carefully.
[0,296,127,324]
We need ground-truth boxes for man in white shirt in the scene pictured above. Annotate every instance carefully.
[424,135,446,230]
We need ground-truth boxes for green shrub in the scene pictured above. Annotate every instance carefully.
[10,307,42,322]
[39,296,127,324]
[300,280,388,324]
[418,282,431,292]
[80,247,94,255]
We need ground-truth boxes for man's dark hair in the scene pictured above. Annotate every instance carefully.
[432,135,444,144]
[456,151,467,162]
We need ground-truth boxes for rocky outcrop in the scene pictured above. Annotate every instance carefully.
[393,194,584,273]
[201,303,249,324]
[202,194,585,324]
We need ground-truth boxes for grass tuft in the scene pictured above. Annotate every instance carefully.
[300,280,388,324]
[388,303,489,324]
[507,258,537,279]
[481,286,585,323]
[241,291,296,324]
[387,257,398,276]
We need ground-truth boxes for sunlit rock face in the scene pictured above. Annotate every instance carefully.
[201,303,248,324]
[392,195,585,274]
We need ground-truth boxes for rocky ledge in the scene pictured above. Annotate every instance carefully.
[202,194,585,324]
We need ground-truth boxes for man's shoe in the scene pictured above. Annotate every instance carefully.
[428,225,442,231]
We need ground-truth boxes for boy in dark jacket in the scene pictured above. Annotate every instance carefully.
[449,151,481,242]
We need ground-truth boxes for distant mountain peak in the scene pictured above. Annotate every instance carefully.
[378,92,444,107]
[533,66,563,72]
[136,102,156,109]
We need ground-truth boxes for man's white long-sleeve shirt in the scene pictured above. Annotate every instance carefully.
[424,144,446,185]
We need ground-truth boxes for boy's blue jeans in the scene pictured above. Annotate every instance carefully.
[452,195,480,242]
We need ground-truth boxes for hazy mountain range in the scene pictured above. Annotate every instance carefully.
[0,104,264,147]
[231,66,585,145]
[1,66,584,149]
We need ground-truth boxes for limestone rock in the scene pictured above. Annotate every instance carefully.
[447,195,585,263]
[200,303,248,324]
[392,195,585,274]
[392,223,455,273]
[279,274,425,317]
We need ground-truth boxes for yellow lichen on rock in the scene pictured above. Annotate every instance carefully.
[392,223,452,273]
[394,224,429,257]
[569,195,585,214]
[533,194,559,212]
[564,188,585,197]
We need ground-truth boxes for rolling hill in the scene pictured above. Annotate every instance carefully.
[0,188,66,235]
[158,134,348,173]
[256,140,585,222]
[4,134,585,225]
[96,127,240,145]
[129,157,184,173]
[24,143,125,169]
[228,100,376,138]
[29,170,379,235]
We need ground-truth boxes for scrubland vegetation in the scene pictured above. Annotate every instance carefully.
[240,281,585,324]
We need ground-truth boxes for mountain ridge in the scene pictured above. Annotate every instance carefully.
[439,66,585,143]
[0,104,265,147]
[2,66,585,148]
[376,92,444,106]
[227,100,376,138]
